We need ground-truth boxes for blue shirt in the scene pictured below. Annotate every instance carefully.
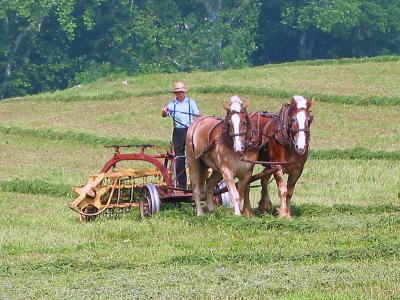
[167,97,200,128]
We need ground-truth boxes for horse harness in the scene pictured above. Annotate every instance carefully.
[249,111,277,147]
[189,115,223,159]
[190,109,256,159]
[222,109,260,151]
[274,103,292,146]
[273,103,311,148]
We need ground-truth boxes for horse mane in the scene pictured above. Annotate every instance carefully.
[275,103,292,146]
[259,111,278,118]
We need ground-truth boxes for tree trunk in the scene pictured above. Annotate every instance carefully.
[198,0,222,23]
[298,29,314,60]
[0,15,34,99]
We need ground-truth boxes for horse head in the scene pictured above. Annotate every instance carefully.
[223,95,252,153]
[287,95,313,155]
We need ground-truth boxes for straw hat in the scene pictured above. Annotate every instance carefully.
[171,80,188,93]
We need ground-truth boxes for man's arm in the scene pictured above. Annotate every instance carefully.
[192,100,201,117]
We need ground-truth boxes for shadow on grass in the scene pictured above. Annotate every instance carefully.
[66,201,400,227]
[290,203,400,217]
[159,202,400,220]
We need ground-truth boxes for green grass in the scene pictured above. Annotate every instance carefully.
[195,85,400,106]
[1,56,400,298]
[1,133,399,207]
[0,126,167,147]
[7,57,400,103]
[0,192,399,299]
[311,148,400,160]
[0,179,73,198]
[0,134,168,186]
[1,93,399,152]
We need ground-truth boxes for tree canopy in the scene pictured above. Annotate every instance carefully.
[1,0,399,99]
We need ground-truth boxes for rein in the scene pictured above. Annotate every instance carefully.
[168,110,198,128]
[171,117,187,128]
[168,110,198,116]
[274,104,311,151]
[223,112,254,150]
[275,104,291,146]
[249,111,276,148]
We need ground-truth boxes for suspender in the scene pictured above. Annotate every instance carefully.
[173,102,176,127]
[189,99,191,124]
[173,98,192,128]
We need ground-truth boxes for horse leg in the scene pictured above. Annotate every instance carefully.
[273,170,290,218]
[199,168,213,200]
[285,171,302,218]
[258,173,273,213]
[243,184,252,216]
[189,159,208,216]
[220,168,241,216]
[205,171,222,213]
[240,177,254,217]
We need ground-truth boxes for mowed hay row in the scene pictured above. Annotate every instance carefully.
[249,159,400,208]
[0,134,169,186]
[1,131,399,208]
[1,93,399,152]
[1,57,400,298]
[0,189,399,299]
[14,58,400,102]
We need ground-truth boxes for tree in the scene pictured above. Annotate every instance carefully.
[0,0,261,98]
[252,0,400,64]
[344,0,400,57]
[0,0,81,98]
[104,0,260,73]
[281,0,361,60]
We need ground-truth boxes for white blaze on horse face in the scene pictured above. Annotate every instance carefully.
[231,113,243,152]
[231,101,242,113]
[296,111,307,151]
[294,95,307,109]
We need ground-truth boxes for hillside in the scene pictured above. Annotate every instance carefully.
[0,56,399,299]
[1,55,399,193]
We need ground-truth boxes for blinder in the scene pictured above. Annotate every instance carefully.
[224,110,254,150]
[276,105,312,151]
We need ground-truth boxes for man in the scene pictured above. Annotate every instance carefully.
[162,80,200,189]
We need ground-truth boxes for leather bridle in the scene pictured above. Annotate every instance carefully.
[224,110,253,149]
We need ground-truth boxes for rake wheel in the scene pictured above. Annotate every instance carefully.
[139,184,160,219]
[79,205,99,222]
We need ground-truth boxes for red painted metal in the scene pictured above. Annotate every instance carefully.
[100,145,173,188]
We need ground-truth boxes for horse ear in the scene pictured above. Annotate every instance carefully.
[223,103,230,111]
[307,97,314,109]
[242,100,249,110]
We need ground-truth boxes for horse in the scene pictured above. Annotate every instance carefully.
[186,96,260,216]
[243,95,314,218]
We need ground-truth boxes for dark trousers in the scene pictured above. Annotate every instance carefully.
[172,128,188,189]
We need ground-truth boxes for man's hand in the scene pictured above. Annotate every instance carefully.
[161,106,168,117]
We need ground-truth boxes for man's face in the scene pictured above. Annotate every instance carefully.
[174,91,185,101]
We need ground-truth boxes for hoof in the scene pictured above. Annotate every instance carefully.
[206,204,215,213]
[196,209,205,216]
[258,201,272,213]
[258,206,267,214]
[233,210,242,216]
[278,210,292,219]
[241,208,254,217]
[202,206,214,214]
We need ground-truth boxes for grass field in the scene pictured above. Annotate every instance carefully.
[0,56,399,299]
